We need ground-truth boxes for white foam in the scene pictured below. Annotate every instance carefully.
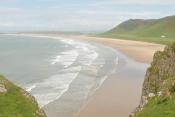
[34,93,60,108]
[75,44,91,52]
[79,50,99,66]
[51,55,61,65]
[30,66,82,107]
[18,34,99,67]
[71,41,99,66]
[51,50,79,68]
[26,84,36,92]
[115,57,119,65]
[60,39,76,45]
[59,38,99,66]
[61,50,79,68]
[51,39,99,68]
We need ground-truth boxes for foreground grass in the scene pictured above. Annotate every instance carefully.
[0,75,45,117]
[134,94,175,117]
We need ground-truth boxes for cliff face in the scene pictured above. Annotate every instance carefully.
[0,75,46,117]
[133,43,175,117]
[142,43,175,97]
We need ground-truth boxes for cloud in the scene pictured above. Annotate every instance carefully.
[0,22,15,27]
[0,0,19,2]
[95,0,175,5]
[0,8,22,14]
[0,7,171,32]
[0,0,175,32]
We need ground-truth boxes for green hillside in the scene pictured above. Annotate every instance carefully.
[101,15,175,44]
[0,75,46,117]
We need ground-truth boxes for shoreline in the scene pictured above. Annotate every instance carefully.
[52,35,165,117]
[13,33,165,64]
[57,35,165,64]
[10,33,165,117]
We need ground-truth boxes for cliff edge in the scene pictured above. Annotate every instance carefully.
[133,43,175,117]
[0,75,46,117]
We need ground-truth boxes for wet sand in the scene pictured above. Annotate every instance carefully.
[77,62,147,117]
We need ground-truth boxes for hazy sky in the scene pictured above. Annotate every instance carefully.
[0,0,175,32]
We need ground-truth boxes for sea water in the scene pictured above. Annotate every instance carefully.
[0,34,120,117]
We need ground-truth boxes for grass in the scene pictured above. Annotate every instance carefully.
[99,33,175,45]
[0,75,44,117]
[134,94,175,117]
[99,15,175,45]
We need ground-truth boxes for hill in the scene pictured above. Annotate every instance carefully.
[101,15,175,44]
[0,75,46,117]
[132,43,175,117]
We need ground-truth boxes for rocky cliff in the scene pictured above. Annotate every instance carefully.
[133,43,175,117]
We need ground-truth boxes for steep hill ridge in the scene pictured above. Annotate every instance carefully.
[101,15,175,44]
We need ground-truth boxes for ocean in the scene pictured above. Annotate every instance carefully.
[0,34,123,116]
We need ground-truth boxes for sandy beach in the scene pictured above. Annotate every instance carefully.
[1,1,173,117]
[58,35,165,64]
[59,35,164,117]
[20,34,165,117]
[20,34,165,63]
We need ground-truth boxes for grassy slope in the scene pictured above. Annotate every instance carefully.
[0,75,45,117]
[100,15,175,44]
[135,94,175,117]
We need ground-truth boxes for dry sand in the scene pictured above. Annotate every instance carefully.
[60,35,165,64]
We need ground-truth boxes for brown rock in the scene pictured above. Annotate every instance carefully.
[0,84,7,93]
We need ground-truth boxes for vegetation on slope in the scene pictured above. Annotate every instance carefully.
[0,75,46,117]
[133,43,175,117]
[134,95,175,117]
[100,15,175,44]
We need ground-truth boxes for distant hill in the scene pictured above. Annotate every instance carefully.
[101,15,175,44]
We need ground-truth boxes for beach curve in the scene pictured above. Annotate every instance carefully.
[17,33,165,117]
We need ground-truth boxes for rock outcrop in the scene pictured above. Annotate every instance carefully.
[0,84,7,93]
[0,78,7,93]
[133,43,175,116]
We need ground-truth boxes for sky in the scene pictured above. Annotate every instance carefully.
[0,0,175,33]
